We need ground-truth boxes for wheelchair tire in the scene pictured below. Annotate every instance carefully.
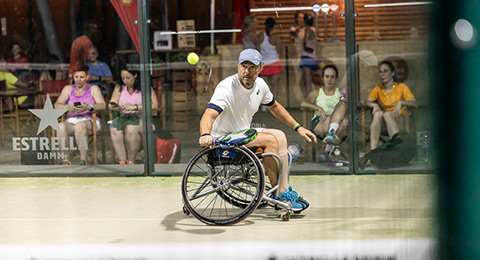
[181,146,265,225]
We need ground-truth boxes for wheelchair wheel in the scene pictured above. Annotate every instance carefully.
[181,146,265,225]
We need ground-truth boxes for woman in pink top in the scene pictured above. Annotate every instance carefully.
[108,68,158,164]
[55,65,106,165]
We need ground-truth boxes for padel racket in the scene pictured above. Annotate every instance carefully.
[217,129,258,146]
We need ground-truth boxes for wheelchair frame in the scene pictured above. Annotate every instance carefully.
[181,144,294,225]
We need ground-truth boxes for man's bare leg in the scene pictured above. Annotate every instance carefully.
[246,132,279,191]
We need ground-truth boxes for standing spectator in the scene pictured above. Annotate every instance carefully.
[289,12,305,43]
[69,35,93,75]
[299,14,318,98]
[258,17,282,99]
[242,16,259,50]
[55,65,106,165]
[109,68,158,164]
[86,45,113,93]
[365,61,418,150]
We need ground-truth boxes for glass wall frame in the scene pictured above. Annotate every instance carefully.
[0,0,434,176]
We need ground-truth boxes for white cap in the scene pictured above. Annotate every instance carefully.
[238,49,262,65]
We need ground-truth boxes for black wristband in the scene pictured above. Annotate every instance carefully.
[201,133,211,136]
[294,124,303,131]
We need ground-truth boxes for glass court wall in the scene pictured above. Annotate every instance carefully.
[0,0,433,176]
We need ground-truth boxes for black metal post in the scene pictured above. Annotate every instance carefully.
[70,0,76,41]
[344,0,359,173]
[138,0,155,175]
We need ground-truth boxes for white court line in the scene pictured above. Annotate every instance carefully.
[0,217,434,221]
[0,239,436,260]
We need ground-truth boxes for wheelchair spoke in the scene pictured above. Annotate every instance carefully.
[188,177,212,199]
[190,185,222,200]
[227,183,257,197]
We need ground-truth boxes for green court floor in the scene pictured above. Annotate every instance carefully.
[0,175,435,244]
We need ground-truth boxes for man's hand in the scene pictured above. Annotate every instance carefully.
[199,134,214,147]
[298,127,317,143]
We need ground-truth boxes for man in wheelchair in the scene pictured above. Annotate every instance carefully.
[198,49,317,212]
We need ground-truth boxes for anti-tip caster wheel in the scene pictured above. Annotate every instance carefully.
[182,205,190,216]
[280,210,291,221]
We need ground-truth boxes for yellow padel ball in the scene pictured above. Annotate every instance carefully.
[187,52,199,65]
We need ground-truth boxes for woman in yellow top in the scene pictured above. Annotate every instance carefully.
[366,61,418,150]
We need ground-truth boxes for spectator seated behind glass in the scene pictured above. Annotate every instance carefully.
[300,65,348,162]
[54,65,106,165]
[0,60,36,110]
[108,68,158,165]
[86,45,113,92]
[365,61,418,150]
[6,42,30,77]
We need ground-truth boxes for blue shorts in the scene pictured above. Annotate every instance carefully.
[299,55,318,70]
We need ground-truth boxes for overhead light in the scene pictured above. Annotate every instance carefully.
[312,4,321,13]
[159,29,241,35]
[364,1,432,8]
[250,6,313,12]
[320,4,330,13]
[330,4,339,12]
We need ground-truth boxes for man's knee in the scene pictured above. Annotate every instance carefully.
[263,133,278,150]
[263,129,288,156]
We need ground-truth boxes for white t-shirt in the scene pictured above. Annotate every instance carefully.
[208,74,275,138]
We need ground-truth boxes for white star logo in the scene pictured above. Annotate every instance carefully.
[29,94,68,135]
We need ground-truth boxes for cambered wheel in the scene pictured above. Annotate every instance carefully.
[181,146,265,225]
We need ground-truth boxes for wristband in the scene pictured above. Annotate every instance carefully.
[294,123,302,131]
[89,104,94,111]
[201,133,211,136]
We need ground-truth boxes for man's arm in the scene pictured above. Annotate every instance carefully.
[266,101,317,143]
[198,108,220,146]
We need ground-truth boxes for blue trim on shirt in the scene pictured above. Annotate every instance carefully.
[207,103,223,113]
[263,97,275,106]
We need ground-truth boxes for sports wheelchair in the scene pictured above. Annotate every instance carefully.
[181,129,299,225]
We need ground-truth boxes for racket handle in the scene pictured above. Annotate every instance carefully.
[198,138,218,146]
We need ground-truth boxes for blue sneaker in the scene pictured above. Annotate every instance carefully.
[323,129,340,145]
[288,186,310,209]
[278,189,305,212]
